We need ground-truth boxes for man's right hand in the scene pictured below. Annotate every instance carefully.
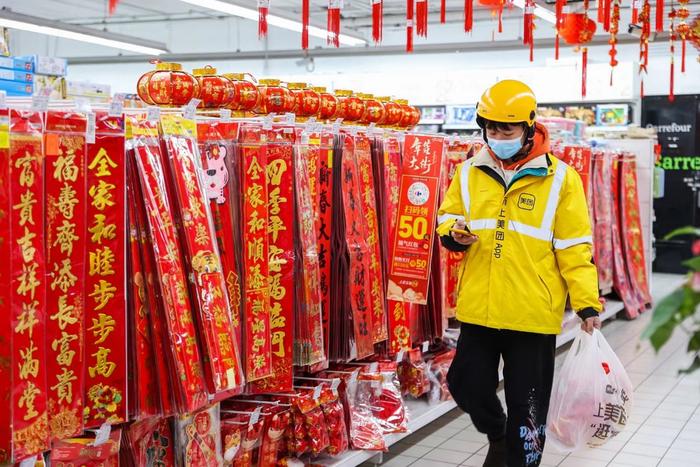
[451,220,478,246]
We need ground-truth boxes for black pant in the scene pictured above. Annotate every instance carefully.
[447,323,555,467]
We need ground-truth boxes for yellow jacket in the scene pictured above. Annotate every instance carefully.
[437,147,602,334]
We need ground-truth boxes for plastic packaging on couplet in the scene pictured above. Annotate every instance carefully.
[127,115,208,414]
[123,417,176,466]
[175,403,223,467]
[50,428,122,467]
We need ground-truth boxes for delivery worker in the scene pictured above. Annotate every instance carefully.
[437,79,602,467]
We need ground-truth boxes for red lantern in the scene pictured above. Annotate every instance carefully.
[288,82,321,120]
[479,0,505,32]
[255,79,295,115]
[193,66,235,109]
[336,90,365,123]
[314,86,339,121]
[380,98,403,127]
[137,62,200,107]
[559,12,597,45]
[360,94,386,125]
[397,100,421,129]
[223,73,259,114]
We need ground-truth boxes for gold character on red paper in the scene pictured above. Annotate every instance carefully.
[268,187,286,215]
[194,224,209,246]
[53,151,79,183]
[15,152,36,188]
[272,330,285,357]
[18,381,40,420]
[52,331,78,366]
[51,367,77,404]
[16,227,37,263]
[50,295,77,331]
[248,265,266,290]
[253,354,266,371]
[247,238,265,263]
[251,297,266,315]
[89,347,117,378]
[268,216,286,243]
[14,300,39,338]
[17,262,40,299]
[18,341,39,380]
[268,246,284,273]
[88,148,118,177]
[13,190,37,226]
[58,183,79,219]
[89,180,116,210]
[52,259,78,293]
[247,211,266,233]
[269,302,284,328]
[89,246,117,277]
[246,184,264,208]
[89,279,117,311]
[189,197,205,220]
[218,333,232,355]
[251,317,266,334]
[54,220,79,256]
[251,336,266,353]
[88,312,116,344]
[89,214,117,244]
[269,273,286,301]
[267,158,287,186]
[246,156,264,180]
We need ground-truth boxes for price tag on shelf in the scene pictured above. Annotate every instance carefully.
[19,458,36,467]
[92,423,111,446]
[284,112,295,124]
[332,118,343,135]
[31,95,49,112]
[183,98,201,120]
[147,106,161,122]
[313,384,323,400]
[0,91,6,110]
[257,0,270,7]
[75,97,91,114]
[86,112,96,144]
[368,362,378,373]
[396,349,405,363]
[422,341,429,353]
[330,378,341,396]
[220,108,232,122]
[263,114,274,130]
[250,406,262,426]
[109,93,125,117]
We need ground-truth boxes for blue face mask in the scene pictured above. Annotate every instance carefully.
[489,136,523,160]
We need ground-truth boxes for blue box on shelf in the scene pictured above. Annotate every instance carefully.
[0,56,34,73]
[0,68,33,83]
[0,79,34,96]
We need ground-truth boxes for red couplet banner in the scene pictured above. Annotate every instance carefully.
[387,135,445,305]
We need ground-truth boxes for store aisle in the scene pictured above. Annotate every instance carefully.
[364,273,699,467]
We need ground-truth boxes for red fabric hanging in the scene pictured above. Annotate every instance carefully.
[582,47,588,97]
[681,37,686,72]
[372,0,384,43]
[523,0,534,61]
[656,0,665,31]
[417,0,428,37]
[632,0,639,23]
[465,0,473,32]
[327,0,342,47]
[109,0,120,15]
[441,0,447,23]
[258,0,269,39]
[302,0,310,49]
[597,0,604,24]
[555,0,565,59]
[407,0,415,52]
[603,0,611,31]
[498,1,504,32]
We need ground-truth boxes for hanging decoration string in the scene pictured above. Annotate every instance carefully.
[669,5,676,102]
[302,0,310,49]
[372,0,384,43]
[656,0,665,31]
[523,0,535,62]
[441,0,447,23]
[327,0,343,47]
[109,0,120,15]
[676,0,690,73]
[407,0,415,52]
[609,0,620,85]
[638,0,651,97]
[582,46,588,97]
[632,0,640,23]
[258,0,270,39]
[417,0,429,37]
[465,0,474,32]
[555,0,567,59]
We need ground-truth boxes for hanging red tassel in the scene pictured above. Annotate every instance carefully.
[327,0,342,47]
[597,0,605,24]
[372,0,383,43]
[258,0,269,39]
[498,0,504,33]
[407,0,414,52]
[465,0,474,32]
[582,47,588,98]
[603,0,611,31]
[441,0,447,23]
[656,0,664,32]
[416,0,428,37]
[555,34,560,59]
[641,80,644,98]
[302,0,310,49]
[669,13,675,101]
[669,57,675,102]
[632,0,639,23]
[109,0,120,15]
[523,0,535,61]
[555,0,565,60]
[681,37,686,72]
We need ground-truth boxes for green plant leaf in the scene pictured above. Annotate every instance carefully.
[664,226,700,240]
[683,257,700,272]
[649,320,676,352]
[688,332,700,352]
[679,353,700,375]
[642,287,686,341]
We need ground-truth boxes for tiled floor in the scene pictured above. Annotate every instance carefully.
[362,273,700,467]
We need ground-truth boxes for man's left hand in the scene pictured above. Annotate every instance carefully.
[581,316,601,334]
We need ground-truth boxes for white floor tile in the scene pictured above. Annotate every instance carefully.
[620,441,668,458]
[670,438,700,454]
[407,434,449,448]
[380,455,422,467]
[569,446,619,462]
[430,426,463,439]
[460,454,486,466]
[609,452,662,467]
[410,459,459,467]
[391,443,433,458]
[558,457,610,467]
[436,438,485,454]
[421,448,472,464]
[450,429,487,443]
[627,431,677,448]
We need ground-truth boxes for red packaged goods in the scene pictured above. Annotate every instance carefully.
[124,417,176,467]
[373,363,408,434]
[592,150,614,293]
[176,404,223,467]
[0,108,9,464]
[43,111,88,440]
[346,373,387,451]
[398,348,431,398]
[294,387,331,456]
[83,111,129,429]
[50,427,121,467]
[317,384,349,456]
[427,349,456,404]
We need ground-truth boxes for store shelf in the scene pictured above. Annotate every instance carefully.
[317,299,625,467]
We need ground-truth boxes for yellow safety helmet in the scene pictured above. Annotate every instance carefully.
[476,79,537,128]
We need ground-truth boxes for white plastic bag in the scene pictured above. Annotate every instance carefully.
[547,329,634,452]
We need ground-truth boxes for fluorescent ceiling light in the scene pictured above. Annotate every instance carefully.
[510,0,557,24]
[179,0,367,46]
[0,9,168,55]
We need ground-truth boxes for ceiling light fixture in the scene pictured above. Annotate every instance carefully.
[510,0,557,24]
[178,0,367,46]
[0,9,168,55]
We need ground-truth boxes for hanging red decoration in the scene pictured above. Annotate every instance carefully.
[597,0,611,32]
[479,0,505,33]
[559,11,596,98]
[327,0,342,48]
[407,0,415,52]
[302,0,310,49]
[609,0,620,84]
[372,0,384,43]
[632,0,639,24]
[555,0,567,59]
[638,0,651,97]
[656,0,665,32]
[441,0,447,23]
[258,0,269,39]
[523,0,535,62]
[676,0,691,73]
[417,0,429,37]
[669,8,676,102]
[689,14,700,60]
[465,0,474,32]
[109,0,120,15]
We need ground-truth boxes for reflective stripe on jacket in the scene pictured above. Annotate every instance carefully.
[436,148,602,334]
